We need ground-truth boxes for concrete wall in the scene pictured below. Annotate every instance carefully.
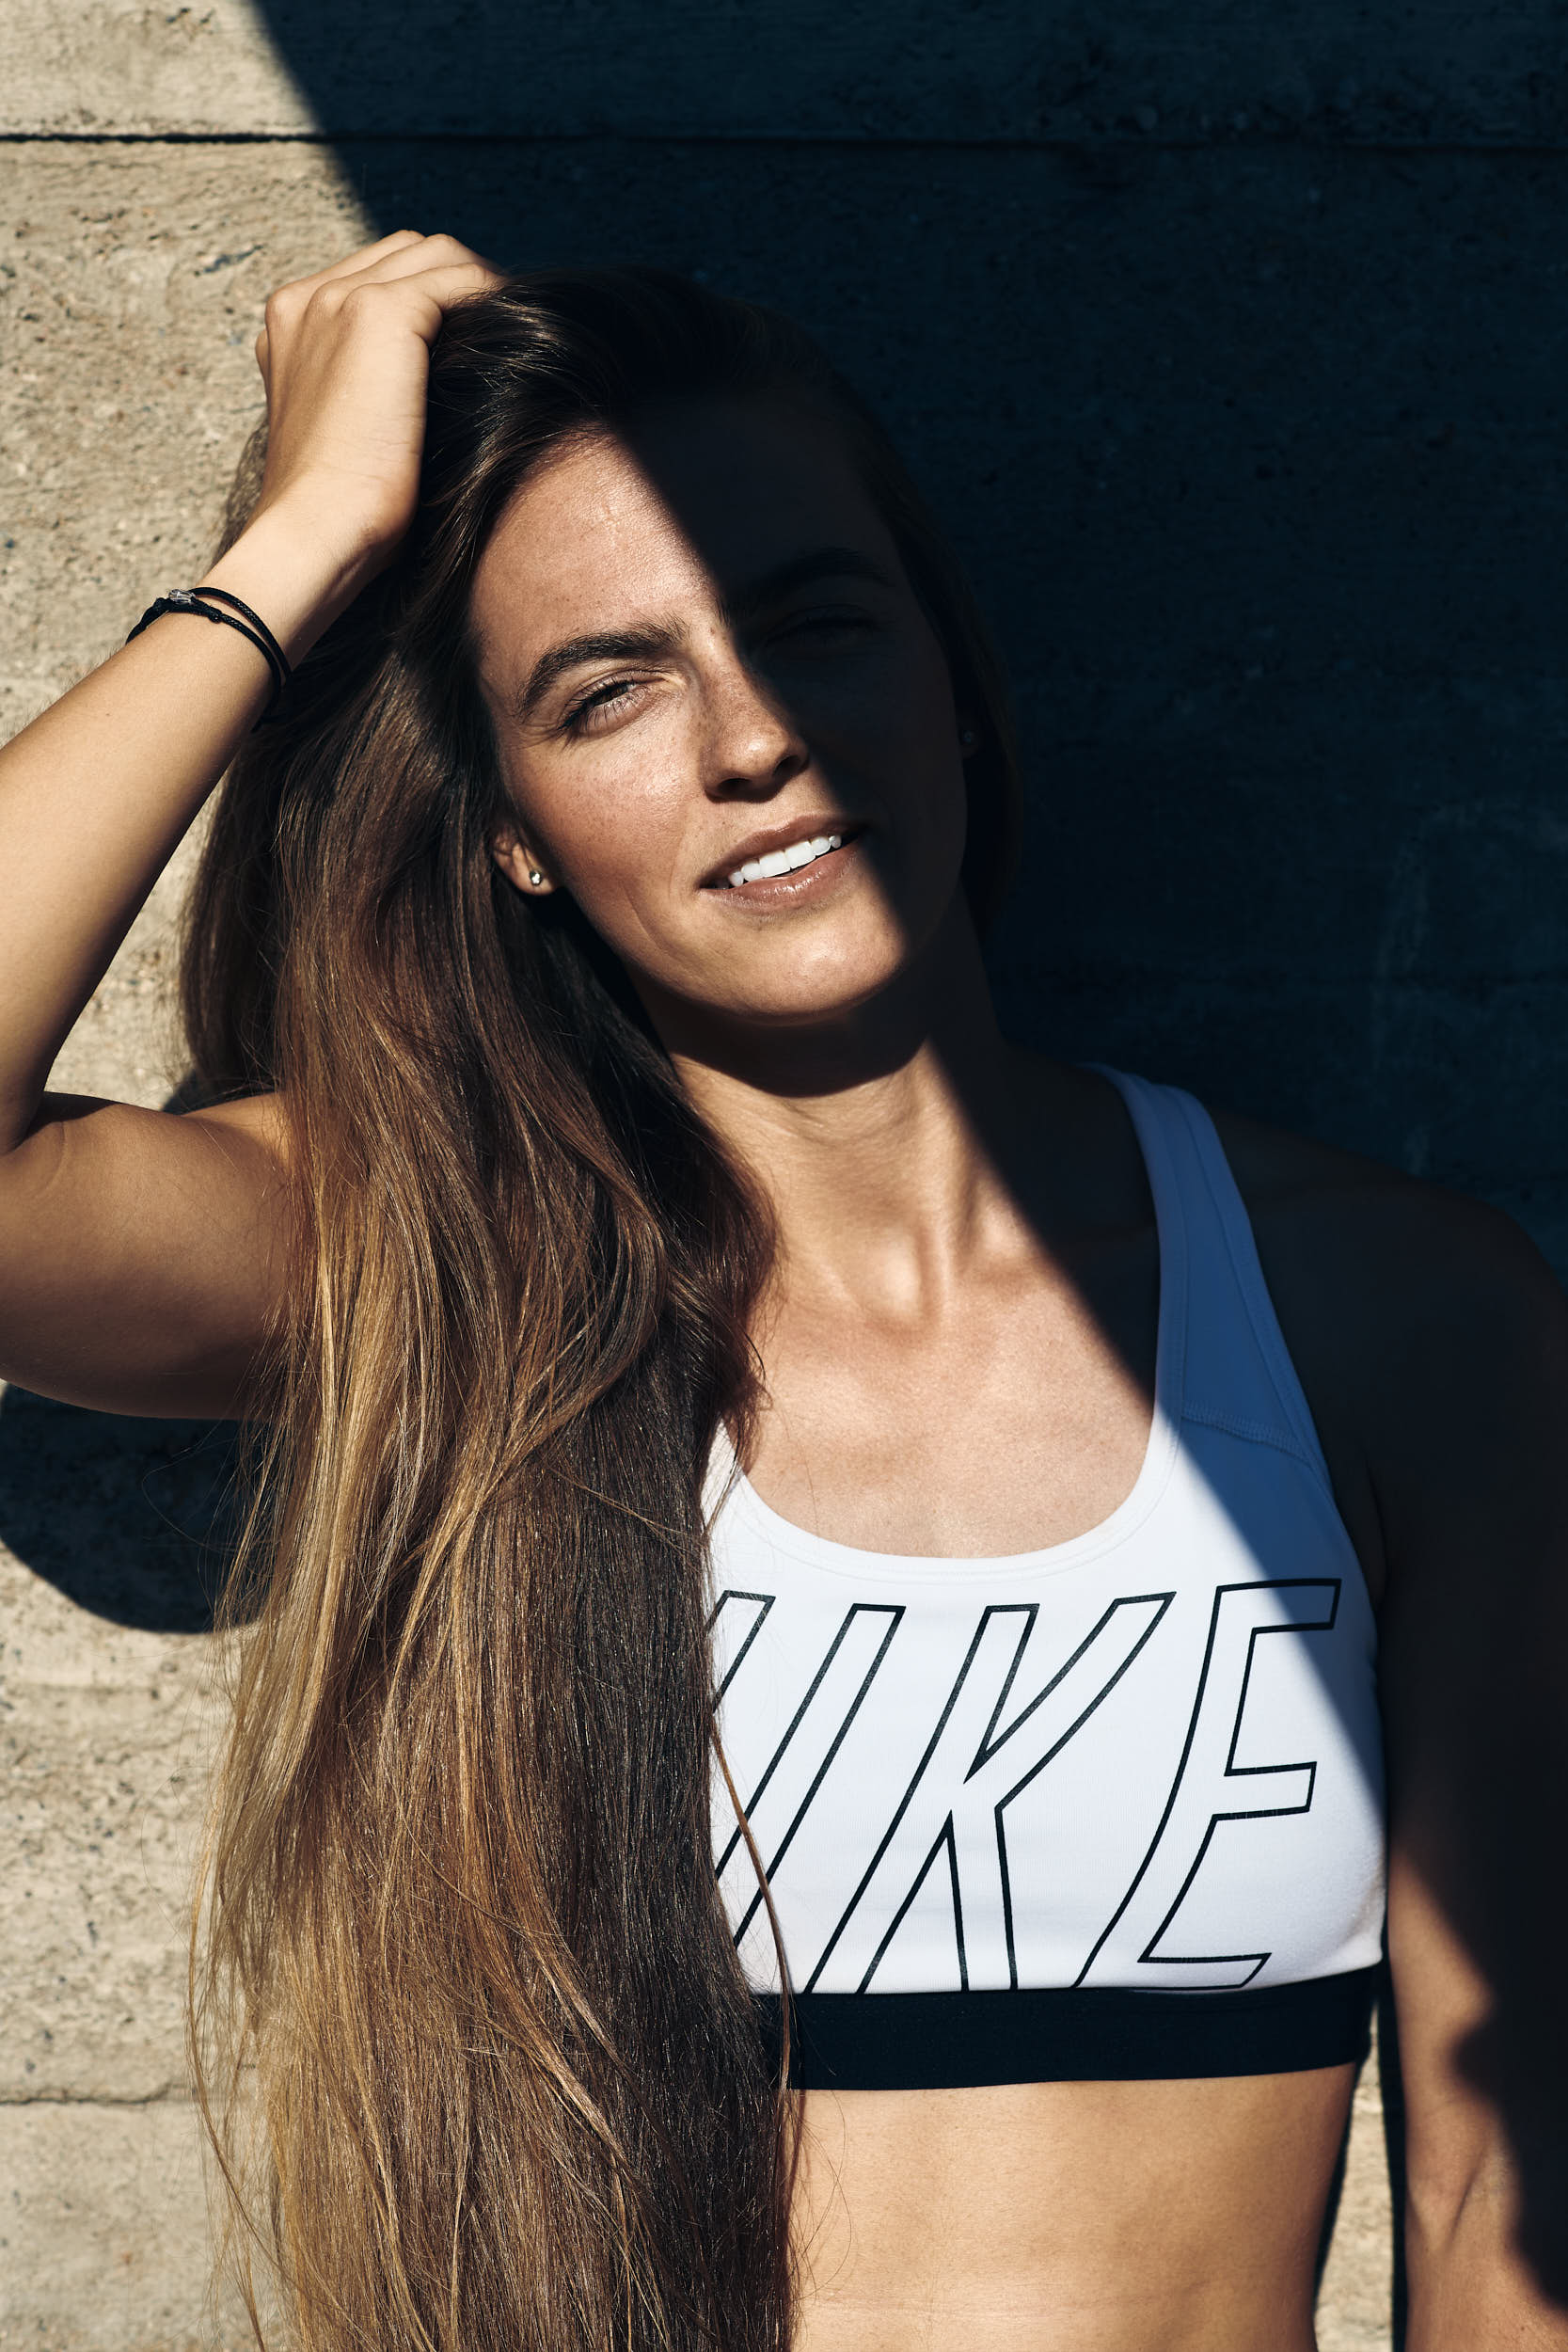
[6,4,1566,2342]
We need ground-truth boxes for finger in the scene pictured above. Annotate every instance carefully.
[304,258,507,338]
[331,231,504,290]
[261,230,429,320]
[284,229,429,299]
[370,259,510,342]
[264,235,501,336]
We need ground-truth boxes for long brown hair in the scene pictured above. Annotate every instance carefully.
[186,268,1020,2352]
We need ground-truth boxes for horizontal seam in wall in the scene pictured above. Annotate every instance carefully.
[0,2085,193,2107]
[1,129,1566,157]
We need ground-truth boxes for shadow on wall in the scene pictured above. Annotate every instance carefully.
[0,1384,243,1633]
[247,1,1568,151]
[239,0,1568,1261]
[9,11,1568,1589]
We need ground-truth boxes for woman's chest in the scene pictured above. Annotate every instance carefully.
[746,1241,1160,1558]
[709,1458,1385,2005]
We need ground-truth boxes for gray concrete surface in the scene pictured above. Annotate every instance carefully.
[0,137,359,2349]
[7,0,1568,2341]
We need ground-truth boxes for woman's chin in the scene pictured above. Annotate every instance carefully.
[644,956,952,1071]
[623,872,969,1053]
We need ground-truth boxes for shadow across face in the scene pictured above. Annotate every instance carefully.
[471,397,976,1067]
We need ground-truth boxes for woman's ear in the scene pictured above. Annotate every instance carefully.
[490,822,557,897]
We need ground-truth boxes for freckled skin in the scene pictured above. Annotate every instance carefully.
[470,399,969,1051]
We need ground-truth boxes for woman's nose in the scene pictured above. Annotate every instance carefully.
[699,652,810,802]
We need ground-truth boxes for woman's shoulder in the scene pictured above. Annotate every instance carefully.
[1205,1095,1558,1347]
[1007,1047,1561,1388]
[1204,1094,1566,1597]
[182,1085,293,1168]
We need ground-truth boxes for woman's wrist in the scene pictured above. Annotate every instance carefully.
[198,494,387,666]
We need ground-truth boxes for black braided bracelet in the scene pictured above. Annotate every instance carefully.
[126,585,293,723]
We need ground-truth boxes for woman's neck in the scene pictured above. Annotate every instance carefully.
[658,907,1051,1321]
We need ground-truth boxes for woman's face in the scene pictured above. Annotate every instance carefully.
[468,396,973,1042]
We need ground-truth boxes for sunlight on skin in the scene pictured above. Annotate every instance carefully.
[471,399,970,1055]
[467,403,1365,2352]
[467,402,1171,1564]
[789,2074,1354,2352]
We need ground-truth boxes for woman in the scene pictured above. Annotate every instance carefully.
[0,231,1564,2352]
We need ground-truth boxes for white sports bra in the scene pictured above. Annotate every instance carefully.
[705,1071,1386,2088]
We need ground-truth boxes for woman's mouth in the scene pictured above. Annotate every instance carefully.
[721,831,847,889]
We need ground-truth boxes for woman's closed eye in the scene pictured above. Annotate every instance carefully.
[560,675,658,737]
[765,604,877,651]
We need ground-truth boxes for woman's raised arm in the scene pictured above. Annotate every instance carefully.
[0,231,500,1418]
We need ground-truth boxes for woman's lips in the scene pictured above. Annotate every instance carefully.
[720,827,847,889]
[699,816,865,888]
[705,828,865,907]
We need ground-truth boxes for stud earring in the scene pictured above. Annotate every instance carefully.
[528,868,545,887]
[959,727,979,749]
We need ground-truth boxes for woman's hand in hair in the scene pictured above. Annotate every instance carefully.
[237,231,503,631]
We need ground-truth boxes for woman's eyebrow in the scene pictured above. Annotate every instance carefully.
[722,545,896,624]
[514,625,678,721]
[512,548,895,722]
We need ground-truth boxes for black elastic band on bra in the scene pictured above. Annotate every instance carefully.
[755,1965,1382,2090]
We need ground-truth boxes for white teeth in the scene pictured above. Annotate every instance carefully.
[725,833,845,888]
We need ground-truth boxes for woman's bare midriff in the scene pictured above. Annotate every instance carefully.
[790,2068,1355,2352]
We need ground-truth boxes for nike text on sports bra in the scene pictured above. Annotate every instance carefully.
[705,1071,1386,2090]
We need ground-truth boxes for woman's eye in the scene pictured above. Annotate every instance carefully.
[771,607,875,648]
[562,677,647,736]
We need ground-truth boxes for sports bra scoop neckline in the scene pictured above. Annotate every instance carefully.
[714,1072,1185,1580]
[705,1069,1386,2090]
